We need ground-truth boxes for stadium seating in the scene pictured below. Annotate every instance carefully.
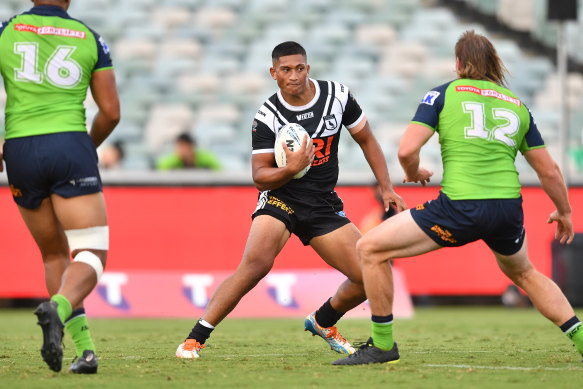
[0,0,582,179]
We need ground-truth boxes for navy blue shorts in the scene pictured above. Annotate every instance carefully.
[252,188,351,246]
[3,132,102,209]
[410,191,525,255]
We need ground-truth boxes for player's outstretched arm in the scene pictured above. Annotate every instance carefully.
[524,147,574,244]
[398,123,434,186]
[89,69,120,148]
[351,121,407,212]
[252,134,315,191]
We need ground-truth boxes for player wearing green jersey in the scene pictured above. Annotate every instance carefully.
[334,30,583,365]
[0,0,120,373]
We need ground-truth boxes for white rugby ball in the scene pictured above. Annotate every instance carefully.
[274,123,311,179]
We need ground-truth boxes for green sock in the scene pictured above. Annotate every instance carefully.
[567,323,583,356]
[65,311,96,358]
[50,294,72,324]
[371,315,394,351]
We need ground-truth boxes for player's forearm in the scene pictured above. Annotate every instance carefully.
[538,166,572,215]
[399,152,420,181]
[90,111,120,148]
[252,166,296,191]
[360,137,393,191]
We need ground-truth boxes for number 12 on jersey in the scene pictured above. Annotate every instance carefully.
[462,101,519,147]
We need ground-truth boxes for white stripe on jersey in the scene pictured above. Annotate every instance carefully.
[313,81,333,137]
[265,99,290,130]
[346,112,365,129]
[252,148,274,154]
[254,106,277,133]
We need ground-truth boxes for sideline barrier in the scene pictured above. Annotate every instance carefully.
[1,185,581,303]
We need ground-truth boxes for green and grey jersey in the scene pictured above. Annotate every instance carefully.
[0,5,112,139]
[410,78,545,200]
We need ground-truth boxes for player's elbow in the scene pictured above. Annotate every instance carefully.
[103,106,121,126]
[397,147,416,166]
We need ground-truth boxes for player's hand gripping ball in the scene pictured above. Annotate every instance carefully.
[274,123,311,179]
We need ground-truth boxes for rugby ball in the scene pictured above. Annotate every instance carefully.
[274,123,311,179]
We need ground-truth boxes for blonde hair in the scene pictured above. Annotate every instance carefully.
[455,30,508,87]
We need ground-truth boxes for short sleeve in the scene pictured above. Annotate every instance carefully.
[91,30,112,71]
[519,108,545,153]
[410,82,450,130]
[341,90,364,128]
[252,119,276,154]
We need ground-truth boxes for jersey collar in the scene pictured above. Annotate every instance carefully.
[276,78,321,112]
[29,5,70,18]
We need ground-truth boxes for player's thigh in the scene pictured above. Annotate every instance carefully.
[17,198,69,258]
[309,222,363,280]
[240,214,290,269]
[50,192,108,230]
[359,209,441,259]
[492,237,533,278]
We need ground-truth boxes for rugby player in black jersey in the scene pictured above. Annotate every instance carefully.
[176,41,406,359]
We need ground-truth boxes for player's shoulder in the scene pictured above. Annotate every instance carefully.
[319,79,352,104]
[253,92,279,128]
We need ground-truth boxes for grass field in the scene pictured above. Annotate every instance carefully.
[0,306,582,388]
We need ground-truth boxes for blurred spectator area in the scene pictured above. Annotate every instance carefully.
[1,0,583,181]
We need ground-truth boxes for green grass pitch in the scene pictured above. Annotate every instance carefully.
[0,306,582,388]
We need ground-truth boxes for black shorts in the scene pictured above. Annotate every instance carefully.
[252,188,351,245]
[410,191,525,255]
[3,132,102,209]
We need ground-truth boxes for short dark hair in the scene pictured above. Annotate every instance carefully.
[271,41,307,61]
[177,132,195,146]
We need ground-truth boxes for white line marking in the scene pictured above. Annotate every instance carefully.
[424,363,583,371]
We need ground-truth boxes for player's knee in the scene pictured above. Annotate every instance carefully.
[356,236,376,261]
[65,226,109,280]
[73,250,105,280]
[240,256,273,281]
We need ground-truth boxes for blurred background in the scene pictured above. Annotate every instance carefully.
[1,0,583,183]
[1,0,583,312]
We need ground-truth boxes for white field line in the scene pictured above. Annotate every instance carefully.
[424,363,583,371]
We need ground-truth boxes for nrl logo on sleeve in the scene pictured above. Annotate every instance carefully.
[421,91,440,105]
[99,36,110,54]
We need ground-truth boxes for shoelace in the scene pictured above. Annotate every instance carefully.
[325,326,348,343]
[183,339,206,352]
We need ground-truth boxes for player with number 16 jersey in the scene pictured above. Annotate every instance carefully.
[0,1,120,374]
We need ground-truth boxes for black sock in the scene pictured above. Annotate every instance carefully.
[65,308,86,323]
[187,320,214,345]
[314,297,344,328]
[560,316,581,332]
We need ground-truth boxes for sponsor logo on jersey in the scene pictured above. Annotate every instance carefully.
[252,120,258,132]
[415,203,425,210]
[9,185,22,198]
[257,109,266,117]
[455,85,521,106]
[14,24,86,39]
[430,224,457,243]
[99,36,110,54]
[421,91,440,105]
[296,112,314,121]
[323,114,337,130]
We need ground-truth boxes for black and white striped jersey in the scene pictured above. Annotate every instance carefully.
[252,79,365,194]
